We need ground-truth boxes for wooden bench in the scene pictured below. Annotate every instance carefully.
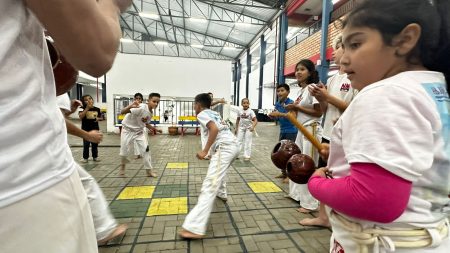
[178,116,200,136]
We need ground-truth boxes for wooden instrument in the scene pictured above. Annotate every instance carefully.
[270,111,323,151]
[46,38,78,96]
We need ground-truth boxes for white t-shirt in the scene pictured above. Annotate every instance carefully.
[322,73,357,140]
[237,108,256,129]
[0,1,76,207]
[327,71,450,251]
[197,109,236,151]
[294,85,321,125]
[121,104,152,132]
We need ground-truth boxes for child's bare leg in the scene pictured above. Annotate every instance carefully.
[299,202,330,227]
[297,207,318,213]
[120,157,130,176]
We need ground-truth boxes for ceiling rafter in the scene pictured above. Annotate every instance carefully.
[124,12,247,47]
[119,0,280,60]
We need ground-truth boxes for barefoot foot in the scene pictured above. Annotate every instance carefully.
[179,229,204,239]
[98,224,128,246]
[146,170,157,177]
[297,207,317,213]
[299,217,330,228]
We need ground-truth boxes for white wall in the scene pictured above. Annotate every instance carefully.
[262,58,276,109]
[106,53,231,131]
[248,70,259,109]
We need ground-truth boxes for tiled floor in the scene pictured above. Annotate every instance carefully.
[68,120,332,253]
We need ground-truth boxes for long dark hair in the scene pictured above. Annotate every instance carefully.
[343,0,450,88]
[295,59,319,84]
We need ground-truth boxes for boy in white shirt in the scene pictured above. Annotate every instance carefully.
[235,98,257,160]
[179,93,239,239]
[119,93,162,177]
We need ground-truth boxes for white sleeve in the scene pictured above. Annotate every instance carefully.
[197,111,212,129]
[250,110,256,119]
[342,85,435,182]
[130,107,143,118]
[56,93,71,112]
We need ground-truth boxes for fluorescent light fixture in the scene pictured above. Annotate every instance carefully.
[223,46,237,50]
[139,12,160,19]
[191,44,203,48]
[120,38,134,43]
[154,41,168,45]
[234,22,252,27]
[189,17,207,23]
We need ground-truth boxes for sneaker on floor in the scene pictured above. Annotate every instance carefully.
[81,159,88,163]
[93,158,100,162]
[243,157,250,161]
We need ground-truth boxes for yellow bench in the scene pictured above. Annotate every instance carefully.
[178,116,200,136]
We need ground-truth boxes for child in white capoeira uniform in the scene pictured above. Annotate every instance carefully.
[119,93,162,177]
[308,0,450,252]
[131,92,144,159]
[235,98,257,161]
[285,59,322,213]
[180,93,239,239]
[301,34,358,228]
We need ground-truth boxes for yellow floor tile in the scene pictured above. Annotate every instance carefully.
[147,197,188,216]
[117,186,155,200]
[248,182,282,193]
[166,162,189,169]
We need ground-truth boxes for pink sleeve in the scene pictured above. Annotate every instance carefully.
[308,163,412,223]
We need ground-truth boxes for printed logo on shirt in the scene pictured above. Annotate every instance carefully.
[331,239,345,253]
[240,113,251,119]
[141,116,151,124]
[340,83,351,92]
[86,111,98,120]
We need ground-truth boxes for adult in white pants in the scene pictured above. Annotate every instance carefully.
[0,0,131,252]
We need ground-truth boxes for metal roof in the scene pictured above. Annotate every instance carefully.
[119,0,282,60]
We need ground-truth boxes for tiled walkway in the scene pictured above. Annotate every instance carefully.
[68,121,331,253]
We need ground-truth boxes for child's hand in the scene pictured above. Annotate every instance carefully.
[309,82,328,101]
[311,167,329,179]
[319,143,330,161]
[86,130,103,143]
[70,100,82,114]
[284,104,296,111]
[249,127,254,132]
[196,150,208,160]
[131,101,140,108]
[156,129,163,134]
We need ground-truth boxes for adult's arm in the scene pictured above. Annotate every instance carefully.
[25,0,132,77]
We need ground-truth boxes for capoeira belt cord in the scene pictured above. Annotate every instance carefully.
[210,145,221,193]
[331,210,449,253]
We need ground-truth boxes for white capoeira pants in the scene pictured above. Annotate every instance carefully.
[77,165,117,241]
[0,170,98,253]
[120,127,152,170]
[182,141,239,235]
[236,127,253,158]
[134,128,148,156]
[289,123,321,210]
